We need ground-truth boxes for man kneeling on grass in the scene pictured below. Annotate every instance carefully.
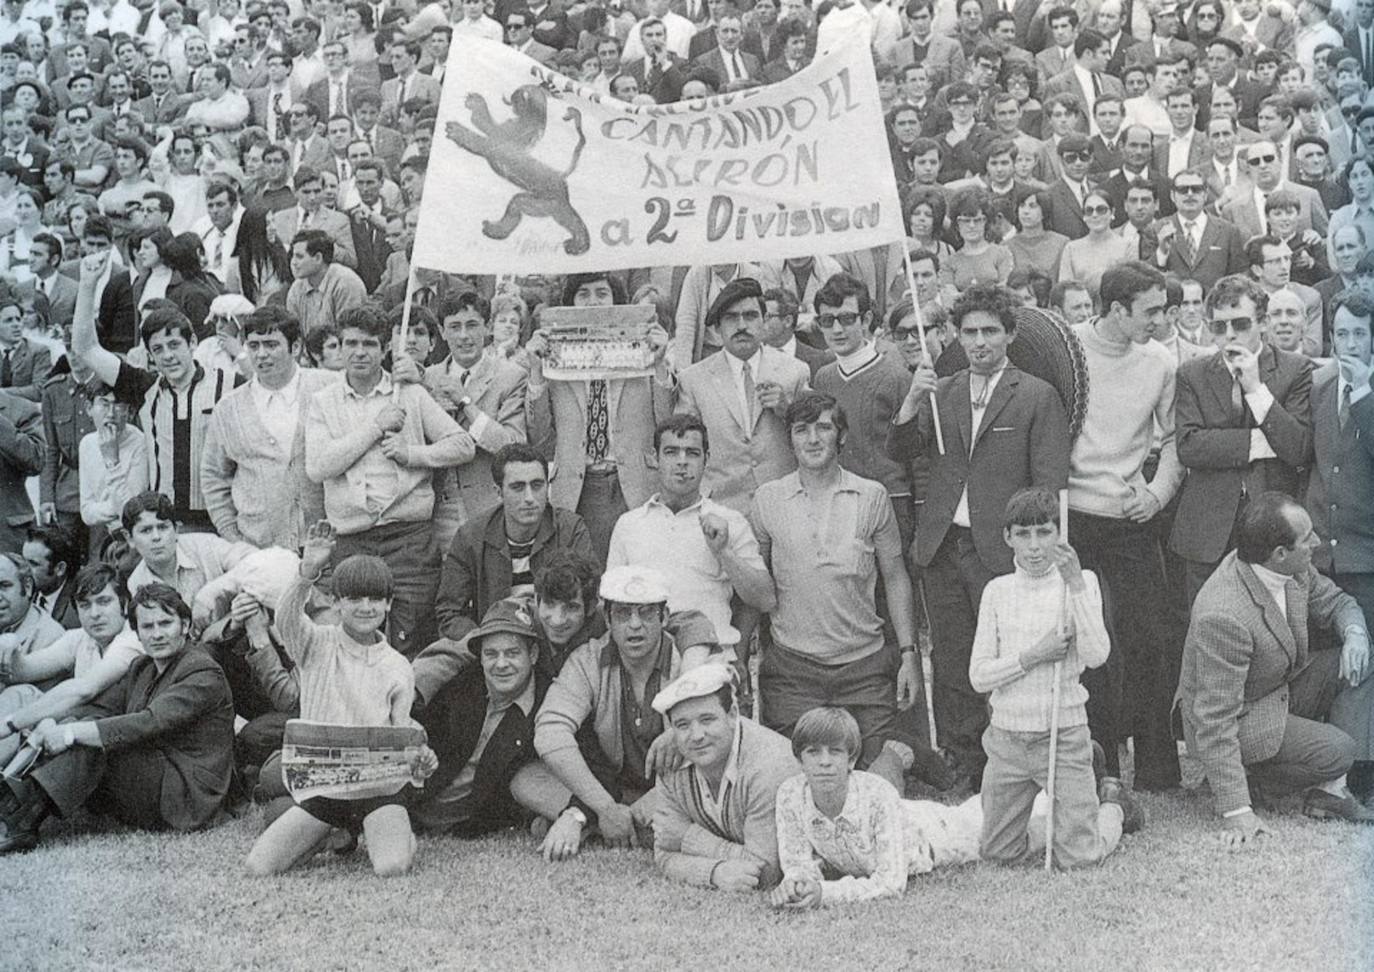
[0,584,235,853]
[651,661,796,892]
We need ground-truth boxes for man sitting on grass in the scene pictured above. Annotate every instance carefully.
[651,661,796,892]
[0,584,235,854]
[0,564,143,767]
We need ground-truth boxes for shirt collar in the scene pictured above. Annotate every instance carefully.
[252,365,301,401]
[491,676,536,719]
[723,347,761,380]
[344,371,392,398]
[1250,561,1292,605]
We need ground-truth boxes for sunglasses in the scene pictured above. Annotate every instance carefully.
[1344,105,1362,117]
[1207,317,1254,335]
[892,325,936,339]
[948,99,973,108]
[1060,150,1089,163]
[816,312,862,328]
[1082,204,1111,215]
[1247,154,1277,166]
[1174,184,1205,194]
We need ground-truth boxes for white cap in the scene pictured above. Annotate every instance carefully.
[650,661,735,715]
[598,565,670,605]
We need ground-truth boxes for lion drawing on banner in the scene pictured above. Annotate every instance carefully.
[446,86,591,255]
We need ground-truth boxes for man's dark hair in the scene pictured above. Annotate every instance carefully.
[561,272,624,306]
[291,228,335,263]
[951,283,1019,335]
[335,302,390,341]
[761,286,799,322]
[394,304,438,343]
[1046,4,1078,27]
[292,164,323,190]
[74,562,128,610]
[242,304,302,346]
[143,190,175,217]
[140,304,196,347]
[534,548,600,610]
[30,231,62,263]
[813,272,871,317]
[1074,27,1106,58]
[1003,486,1061,529]
[121,491,178,533]
[491,442,549,486]
[784,391,848,441]
[1236,491,1303,564]
[1099,261,1166,314]
[83,213,114,243]
[206,180,238,205]
[1332,287,1374,322]
[654,412,709,454]
[1205,273,1269,319]
[25,523,77,576]
[435,291,491,323]
[1244,232,1285,269]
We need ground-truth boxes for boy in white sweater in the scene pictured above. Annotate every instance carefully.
[970,487,1142,869]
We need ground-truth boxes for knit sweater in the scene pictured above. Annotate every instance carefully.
[968,565,1110,732]
[814,348,914,496]
[1069,320,1183,517]
[276,576,414,727]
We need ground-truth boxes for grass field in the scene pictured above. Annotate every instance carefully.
[2,784,1372,972]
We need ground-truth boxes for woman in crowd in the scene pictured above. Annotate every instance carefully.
[163,232,225,337]
[943,188,1013,290]
[226,207,291,305]
[132,226,177,312]
[1005,188,1068,280]
[904,187,953,261]
[1058,190,1134,299]
[0,188,49,284]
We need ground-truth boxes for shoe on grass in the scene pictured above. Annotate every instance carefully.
[1302,788,1374,824]
[1099,776,1145,835]
[0,818,40,854]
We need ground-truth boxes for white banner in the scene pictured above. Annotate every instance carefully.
[411,32,905,274]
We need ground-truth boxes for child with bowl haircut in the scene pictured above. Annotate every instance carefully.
[245,521,437,878]
[969,487,1142,870]
[771,706,986,907]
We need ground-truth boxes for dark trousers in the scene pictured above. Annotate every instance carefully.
[884,494,932,749]
[576,467,627,566]
[333,519,439,659]
[1070,510,1181,785]
[1248,648,1374,794]
[760,641,900,768]
[921,526,996,767]
[32,745,166,829]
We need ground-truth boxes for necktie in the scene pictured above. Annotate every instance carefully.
[1179,220,1197,264]
[300,210,311,229]
[333,81,345,115]
[1091,72,1102,97]
[741,359,755,425]
[1259,194,1269,234]
[1221,162,1231,186]
[732,51,744,82]
[1340,383,1352,431]
[1366,30,1372,78]
[273,93,287,140]
[1232,373,1244,417]
[211,233,222,269]
[363,128,373,149]
[0,349,10,387]
[586,379,610,463]
[339,158,350,181]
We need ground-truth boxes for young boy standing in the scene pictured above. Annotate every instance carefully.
[969,487,1142,869]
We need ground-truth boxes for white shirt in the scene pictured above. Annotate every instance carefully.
[1212,156,1239,188]
[1166,129,1196,178]
[606,494,767,646]
[952,363,1007,527]
[249,367,302,461]
[723,348,762,426]
[1251,562,1292,621]
[1251,185,1272,234]
[199,206,243,283]
[1072,63,1101,132]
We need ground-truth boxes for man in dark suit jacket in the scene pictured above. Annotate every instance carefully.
[623,51,689,104]
[690,15,764,88]
[1176,492,1374,843]
[886,285,1071,778]
[303,62,373,125]
[1039,29,1125,121]
[23,523,83,629]
[1044,133,1095,238]
[0,583,236,852]
[1170,276,1314,605]
[0,325,53,403]
[759,286,832,377]
[1150,169,1247,293]
[1193,39,1267,131]
[1307,291,1374,641]
[411,598,563,835]
[19,240,80,331]
[94,264,137,357]
[0,389,44,554]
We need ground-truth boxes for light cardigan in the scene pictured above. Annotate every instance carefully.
[200,367,340,548]
[652,717,798,888]
[969,566,1110,732]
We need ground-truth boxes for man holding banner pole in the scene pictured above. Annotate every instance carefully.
[886,285,1072,786]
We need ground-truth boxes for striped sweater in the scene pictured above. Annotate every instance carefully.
[968,566,1110,732]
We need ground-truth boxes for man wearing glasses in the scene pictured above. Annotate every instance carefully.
[1244,235,1323,356]
[57,105,113,191]
[1154,168,1247,292]
[503,13,556,66]
[1045,133,1095,239]
[1169,274,1314,606]
[1227,144,1321,243]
